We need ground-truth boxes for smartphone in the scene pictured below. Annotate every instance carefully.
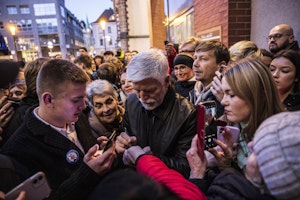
[196,104,205,160]
[5,171,51,200]
[200,101,218,150]
[217,125,240,143]
[103,130,117,152]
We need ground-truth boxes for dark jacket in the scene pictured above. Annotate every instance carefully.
[191,168,275,200]
[1,96,39,146]
[283,91,300,111]
[175,80,196,98]
[206,169,275,200]
[1,107,102,200]
[288,40,300,52]
[123,86,196,178]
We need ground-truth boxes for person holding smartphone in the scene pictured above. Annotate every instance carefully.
[1,59,116,199]
[186,111,300,199]
[0,60,20,145]
[211,59,283,170]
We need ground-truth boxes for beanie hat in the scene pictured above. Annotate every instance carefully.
[253,111,300,199]
[173,53,194,68]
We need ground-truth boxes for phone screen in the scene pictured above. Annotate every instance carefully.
[200,101,218,150]
[196,104,205,160]
[103,130,117,152]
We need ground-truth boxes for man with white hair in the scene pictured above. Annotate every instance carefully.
[116,48,196,178]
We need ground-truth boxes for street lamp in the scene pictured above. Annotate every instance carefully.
[9,24,18,61]
[47,41,53,57]
[100,20,106,51]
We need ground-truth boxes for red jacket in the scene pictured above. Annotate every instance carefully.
[136,155,207,200]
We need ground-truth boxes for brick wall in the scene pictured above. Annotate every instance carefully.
[149,0,166,49]
[194,0,251,47]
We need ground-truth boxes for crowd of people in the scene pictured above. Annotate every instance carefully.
[0,23,299,200]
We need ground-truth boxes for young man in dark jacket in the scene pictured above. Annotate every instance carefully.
[1,59,116,199]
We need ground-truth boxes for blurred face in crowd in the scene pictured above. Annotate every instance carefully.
[268,26,294,53]
[180,43,196,56]
[221,78,250,123]
[193,50,220,86]
[79,48,88,55]
[92,94,118,124]
[120,72,133,96]
[9,86,25,100]
[133,77,169,110]
[125,52,132,64]
[95,57,102,66]
[269,57,296,100]
[174,64,194,82]
[165,44,174,55]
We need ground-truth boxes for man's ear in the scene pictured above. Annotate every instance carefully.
[42,93,53,107]
[218,61,227,70]
[288,35,295,44]
[165,75,170,87]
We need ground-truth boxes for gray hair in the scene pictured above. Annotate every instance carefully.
[127,48,168,84]
[86,79,118,107]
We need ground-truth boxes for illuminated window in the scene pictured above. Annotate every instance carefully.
[7,5,17,14]
[34,3,56,16]
[20,5,30,14]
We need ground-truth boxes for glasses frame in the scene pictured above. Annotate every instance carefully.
[174,65,188,72]
[267,33,291,41]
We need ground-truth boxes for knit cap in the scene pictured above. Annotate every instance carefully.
[173,53,194,68]
[253,111,300,200]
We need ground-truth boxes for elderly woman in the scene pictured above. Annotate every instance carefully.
[86,79,125,138]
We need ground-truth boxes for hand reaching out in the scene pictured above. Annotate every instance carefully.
[122,146,152,166]
[186,135,207,179]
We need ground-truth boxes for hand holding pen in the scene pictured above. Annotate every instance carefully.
[115,127,137,154]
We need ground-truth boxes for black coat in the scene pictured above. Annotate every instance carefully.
[1,96,39,146]
[175,80,196,98]
[123,86,196,178]
[207,169,275,200]
[1,107,101,200]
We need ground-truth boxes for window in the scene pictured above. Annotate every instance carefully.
[16,35,35,51]
[34,3,56,16]
[108,38,112,45]
[0,21,4,29]
[100,39,103,46]
[108,26,111,33]
[7,6,17,14]
[36,18,58,34]
[15,20,32,31]
[60,6,65,18]
[20,5,30,14]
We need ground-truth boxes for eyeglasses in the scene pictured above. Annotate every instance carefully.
[267,34,291,41]
[174,65,187,72]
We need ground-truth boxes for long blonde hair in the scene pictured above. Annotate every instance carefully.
[224,59,283,141]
